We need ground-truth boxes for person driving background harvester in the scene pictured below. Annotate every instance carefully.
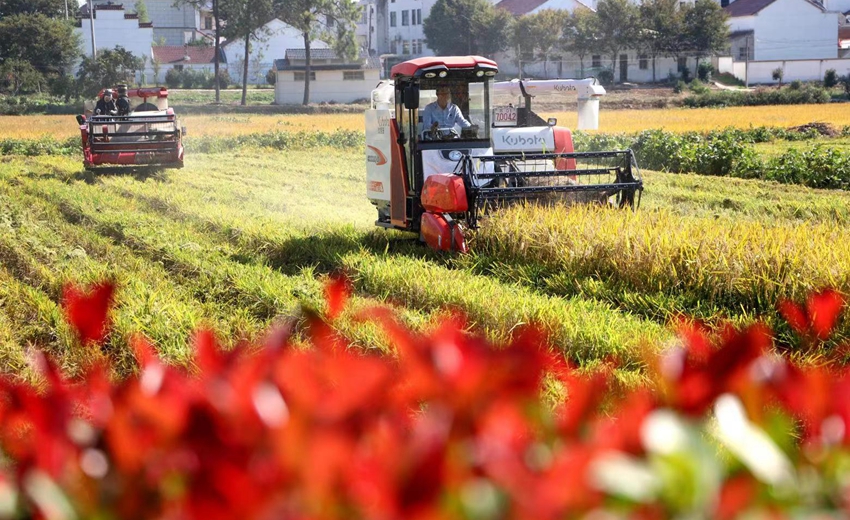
[421,85,471,137]
[95,89,118,116]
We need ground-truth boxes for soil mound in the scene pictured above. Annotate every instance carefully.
[788,122,839,137]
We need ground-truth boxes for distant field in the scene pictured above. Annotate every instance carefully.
[4,103,850,141]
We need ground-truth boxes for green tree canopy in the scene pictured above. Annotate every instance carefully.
[560,8,598,78]
[683,0,729,62]
[276,0,362,105]
[134,0,151,23]
[423,0,513,57]
[0,14,79,77]
[0,0,75,18]
[76,46,144,97]
[595,0,640,80]
[638,0,682,82]
[220,0,274,104]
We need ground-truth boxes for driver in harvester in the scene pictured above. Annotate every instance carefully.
[421,84,470,138]
[95,89,118,116]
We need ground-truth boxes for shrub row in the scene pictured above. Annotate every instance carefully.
[682,84,831,108]
[0,130,365,158]
[574,128,850,190]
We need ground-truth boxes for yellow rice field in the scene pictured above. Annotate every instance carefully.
[3,103,850,140]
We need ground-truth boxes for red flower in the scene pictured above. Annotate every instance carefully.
[62,281,116,345]
[779,289,845,341]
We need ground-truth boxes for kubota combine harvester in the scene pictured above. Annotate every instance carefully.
[366,56,643,253]
[77,86,185,170]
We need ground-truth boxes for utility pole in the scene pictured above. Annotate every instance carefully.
[88,0,97,58]
[64,0,68,19]
[744,36,749,88]
[368,4,373,55]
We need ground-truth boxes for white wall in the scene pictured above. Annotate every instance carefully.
[77,9,153,84]
[223,19,329,84]
[275,69,381,103]
[386,0,436,57]
[725,58,850,83]
[728,14,755,33]
[495,51,696,82]
[754,0,839,60]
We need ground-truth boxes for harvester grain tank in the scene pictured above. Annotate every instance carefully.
[77,86,185,170]
[365,56,643,252]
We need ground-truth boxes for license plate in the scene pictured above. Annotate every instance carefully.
[493,106,518,127]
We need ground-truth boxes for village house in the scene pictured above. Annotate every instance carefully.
[76,3,153,83]
[273,49,381,104]
[150,45,224,83]
[88,0,212,45]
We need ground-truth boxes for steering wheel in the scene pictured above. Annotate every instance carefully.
[426,127,460,141]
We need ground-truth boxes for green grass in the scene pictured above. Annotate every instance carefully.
[168,88,276,106]
[754,137,850,159]
[1,144,848,381]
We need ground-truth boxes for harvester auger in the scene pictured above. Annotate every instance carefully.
[77,86,185,170]
[365,56,643,253]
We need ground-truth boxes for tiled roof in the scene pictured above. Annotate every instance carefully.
[495,0,593,16]
[729,29,754,39]
[495,0,548,15]
[152,46,221,64]
[723,0,776,16]
[274,55,380,71]
[284,48,338,61]
[724,0,823,16]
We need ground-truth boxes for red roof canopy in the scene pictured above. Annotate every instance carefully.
[391,56,498,78]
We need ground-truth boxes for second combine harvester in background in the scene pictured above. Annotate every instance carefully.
[365,56,643,253]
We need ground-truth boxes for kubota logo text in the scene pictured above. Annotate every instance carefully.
[500,134,546,147]
[367,145,388,166]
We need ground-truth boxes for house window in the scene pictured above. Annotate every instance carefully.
[402,40,410,55]
[412,39,422,54]
[390,40,397,54]
[591,55,601,68]
[204,16,212,30]
[326,16,334,28]
[344,71,365,81]
[390,11,396,27]
[414,9,421,24]
[173,65,184,71]
[293,71,317,81]
[638,54,648,70]
[677,56,687,72]
[402,10,409,26]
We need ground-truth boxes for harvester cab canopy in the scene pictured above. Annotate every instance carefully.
[366,55,642,253]
[84,87,170,116]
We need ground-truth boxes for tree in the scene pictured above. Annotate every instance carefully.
[561,8,597,78]
[220,0,274,105]
[682,0,728,67]
[0,0,74,18]
[134,0,150,23]
[638,0,680,83]
[0,59,43,94]
[0,13,79,94]
[76,47,144,97]
[423,0,513,58]
[175,0,223,102]
[530,10,567,78]
[595,0,639,82]
[511,15,536,78]
[277,0,362,106]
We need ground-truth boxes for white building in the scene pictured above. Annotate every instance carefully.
[222,18,330,85]
[76,3,153,83]
[274,49,381,104]
[717,0,850,83]
[87,0,208,45]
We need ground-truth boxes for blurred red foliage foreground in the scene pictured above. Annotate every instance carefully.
[0,280,849,519]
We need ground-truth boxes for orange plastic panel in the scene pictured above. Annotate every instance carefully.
[552,127,577,171]
[421,174,468,213]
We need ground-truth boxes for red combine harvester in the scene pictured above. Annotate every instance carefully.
[366,56,643,253]
[77,86,185,170]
